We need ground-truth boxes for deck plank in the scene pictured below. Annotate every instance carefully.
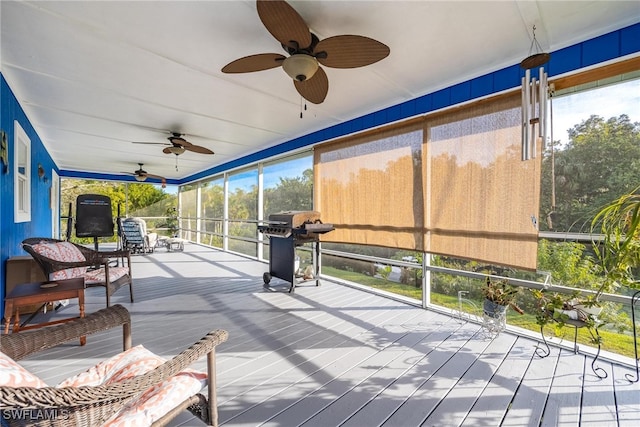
[225,308,435,425]
[260,315,450,426]
[290,316,462,427]
[580,358,618,426]
[612,363,640,427]
[219,300,416,422]
[419,331,518,426]
[375,325,492,426]
[540,350,585,426]
[458,335,533,426]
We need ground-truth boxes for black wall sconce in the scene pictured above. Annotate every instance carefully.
[38,163,48,183]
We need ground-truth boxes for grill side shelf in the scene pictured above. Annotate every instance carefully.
[302,223,335,233]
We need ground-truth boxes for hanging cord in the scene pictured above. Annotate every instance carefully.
[547,83,556,229]
[529,25,544,56]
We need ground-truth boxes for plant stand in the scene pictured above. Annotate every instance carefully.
[454,291,480,323]
[535,311,607,379]
[482,299,507,337]
[626,289,640,383]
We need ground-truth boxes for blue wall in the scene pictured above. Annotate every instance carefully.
[1,75,57,316]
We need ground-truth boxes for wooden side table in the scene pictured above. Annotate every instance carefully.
[3,277,87,345]
[5,255,48,314]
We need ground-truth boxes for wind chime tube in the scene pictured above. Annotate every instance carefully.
[538,67,547,150]
[531,75,537,160]
[521,69,531,161]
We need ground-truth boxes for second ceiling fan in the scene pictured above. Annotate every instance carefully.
[133,133,214,156]
[221,0,390,104]
[124,163,167,188]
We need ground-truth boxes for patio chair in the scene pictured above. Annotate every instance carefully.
[121,217,158,254]
[22,237,134,307]
[0,304,229,426]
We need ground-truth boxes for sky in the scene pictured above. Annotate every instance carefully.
[551,78,640,146]
[163,154,313,194]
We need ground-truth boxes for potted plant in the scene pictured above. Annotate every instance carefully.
[158,207,179,237]
[531,289,599,334]
[482,276,524,318]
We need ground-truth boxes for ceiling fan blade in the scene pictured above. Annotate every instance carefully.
[257,0,312,50]
[315,35,390,68]
[184,144,214,155]
[144,173,166,181]
[132,141,170,146]
[167,135,192,146]
[222,53,286,73]
[294,66,328,104]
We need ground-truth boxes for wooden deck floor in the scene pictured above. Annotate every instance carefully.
[12,243,640,426]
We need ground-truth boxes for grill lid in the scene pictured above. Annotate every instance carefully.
[258,210,334,238]
[267,210,321,229]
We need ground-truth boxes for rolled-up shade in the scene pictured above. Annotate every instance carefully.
[314,92,542,270]
[314,119,425,251]
[425,94,541,269]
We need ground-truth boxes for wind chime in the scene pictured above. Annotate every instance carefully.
[520,25,550,161]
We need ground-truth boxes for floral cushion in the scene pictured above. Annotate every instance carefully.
[31,241,88,280]
[104,371,207,426]
[57,345,207,426]
[83,266,130,285]
[57,345,162,387]
[0,352,47,388]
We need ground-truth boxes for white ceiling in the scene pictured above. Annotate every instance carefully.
[1,1,639,182]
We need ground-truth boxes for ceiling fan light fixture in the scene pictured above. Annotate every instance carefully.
[168,146,186,155]
[282,54,318,82]
[134,174,147,182]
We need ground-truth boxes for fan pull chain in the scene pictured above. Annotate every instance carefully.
[175,155,179,171]
[299,96,308,119]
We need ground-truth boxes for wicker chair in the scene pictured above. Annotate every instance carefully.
[0,305,229,426]
[22,237,133,306]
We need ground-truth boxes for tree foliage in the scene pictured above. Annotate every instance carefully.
[61,179,174,241]
[536,239,600,290]
[541,114,640,232]
[264,168,313,216]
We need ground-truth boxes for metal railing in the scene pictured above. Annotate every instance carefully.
[125,213,638,362]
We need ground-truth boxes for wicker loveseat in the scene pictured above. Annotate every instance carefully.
[0,305,229,426]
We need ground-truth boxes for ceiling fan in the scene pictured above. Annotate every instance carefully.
[123,163,167,188]
[133,132,214,156]
[221,0,390,104]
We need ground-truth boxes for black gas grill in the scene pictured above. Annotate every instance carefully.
[258,211,334,292]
